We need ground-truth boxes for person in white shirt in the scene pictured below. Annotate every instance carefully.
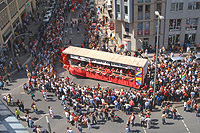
[124,102,131,115]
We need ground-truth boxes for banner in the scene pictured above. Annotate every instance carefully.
[135,67,143,86]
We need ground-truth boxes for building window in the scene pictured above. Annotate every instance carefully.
[171,3,176,11]
[138,22,143,35]
[169,19,181,31]
[171,2,183,11]
[125,22,129,32]
[188,0,200,10]
[186,18,198,30]
[156,3,162,15]
[145,22,150,35]
[0,9,9,29]
[117,4,120,12]
[168,34,180,48]
[197,1,200,9]
[138,0,143,3]
[145,5,150,19]
[185,34,196,44]
[124,6,128,14]
[9,1,18,18]
[138,5,143,20]
[145,0,151,2]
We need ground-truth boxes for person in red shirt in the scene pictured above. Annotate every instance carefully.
[164,90,169,101]
[66,76,70,84]
[130,99,134,112]
[144,83,147,90]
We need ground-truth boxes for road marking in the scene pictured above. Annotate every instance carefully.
[138,114,147,133]
[1,93,10,96]
[34,113,49,123]
[20,92,26,95]
[177,110,191,133]
[10,81,29,93]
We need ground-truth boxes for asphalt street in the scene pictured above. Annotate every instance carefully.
[0,61,200,133]
[0,1,200,133]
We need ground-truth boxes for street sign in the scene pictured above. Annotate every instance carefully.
[110,23,114,30]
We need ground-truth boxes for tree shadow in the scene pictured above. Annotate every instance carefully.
[54,115,63,119]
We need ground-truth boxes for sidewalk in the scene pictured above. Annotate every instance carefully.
[0,100,29,133]
[1,2,46,77]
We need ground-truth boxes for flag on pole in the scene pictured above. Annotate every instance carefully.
[181,73,187,80]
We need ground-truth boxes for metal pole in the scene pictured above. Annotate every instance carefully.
[46,116,51,133]
[11,33,33,62]
[153,17,160,107]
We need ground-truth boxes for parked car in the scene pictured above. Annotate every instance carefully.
[169,56,183,63]
[46,8,53,12]
[45,11,52,17]
[195,55,200,62]
[43,15,50,22]
[164,56,183,63]
[45,4,54,9]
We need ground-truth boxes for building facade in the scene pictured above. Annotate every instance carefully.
[113,0,165,51]
[0,0,36,49]
[164,0,200,50]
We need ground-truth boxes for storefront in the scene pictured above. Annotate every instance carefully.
[3,27,12,48]
[20,10,26,22]
[12,18,21,34]
[26,2,31,12]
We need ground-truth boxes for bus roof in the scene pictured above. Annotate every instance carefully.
[63,46,148,68]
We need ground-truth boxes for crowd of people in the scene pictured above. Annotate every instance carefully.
[1,0,200,133]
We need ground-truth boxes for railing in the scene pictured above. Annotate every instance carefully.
[71,65,135,79]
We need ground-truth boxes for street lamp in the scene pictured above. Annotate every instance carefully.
[153,11,164,107]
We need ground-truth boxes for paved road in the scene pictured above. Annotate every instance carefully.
[0,1,199,133]
[0,61,199,133]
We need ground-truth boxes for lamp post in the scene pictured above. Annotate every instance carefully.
[11,33,33,61]
[153,11,164,107]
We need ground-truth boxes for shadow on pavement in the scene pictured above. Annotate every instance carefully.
[47,98,56,102]
[151,108,161,112]
[32,117,39,121]
[35,99,42,102]
[130,129,141,133]
[38,110,46,115]
[91,125,100,129]
[165,122,174,125]
[54,115,63,119]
